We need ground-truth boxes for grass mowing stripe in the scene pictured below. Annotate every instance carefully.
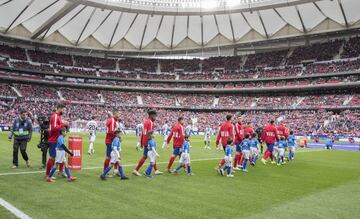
[0,149,324,177]
[0,198,32,219]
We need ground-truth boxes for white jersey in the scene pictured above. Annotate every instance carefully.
[86,120,97,135]
[185,125,192,136]
[162,124,169,136]
[136,123,143,136]
[204,127,212,141]
[118,122,126,134]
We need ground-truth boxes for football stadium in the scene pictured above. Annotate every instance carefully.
[0,0,360,218]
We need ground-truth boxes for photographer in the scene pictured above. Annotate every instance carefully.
[8,109,32,168]
[37,116,50,169]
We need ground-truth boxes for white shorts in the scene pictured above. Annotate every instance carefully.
[55,149,66,164]
[273,146,279,154]
[278,148,285,157]
[224,156,232,167]
[179,153,191,164]
[242,150,250,159]
[110,151,120,164]
[204,136,211,142]
[147,151,157,163]
[288,146,295,152]
[163,135,168,142]
[89,133,96,143]
[250,147,258,157]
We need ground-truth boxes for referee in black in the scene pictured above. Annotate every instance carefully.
[8,109,33,168]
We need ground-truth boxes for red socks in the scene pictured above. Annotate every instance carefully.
[234,154,241,167]
[263,150,271,160]
[46,158,54,176]
[153,163,158,171]
[114,163,119,170]
[59,163,64,172]
[103,158,110,171]
[167,156,176,170]
[239,155,244,166]
[135,157,146,171]
[218,159,225,168]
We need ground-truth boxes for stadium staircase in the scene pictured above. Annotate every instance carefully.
[10,86,22,97]
[213,97,219,107]
[293,97,306,107]
[175,97,181,106]
[137,96,143,105]
[175,74,180,80]
[71,55,76,66]
[57,91,65,101]
[116,60,120,71]
[334,40,346,60]
[25,49,31,62]
[240,56,247,68]
[99,94,105,103]
[96,70,100,77]
[343,95,354,105]
[285,48,295,65]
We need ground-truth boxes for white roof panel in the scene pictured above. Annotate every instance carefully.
[243,11,265,36]
[172,16,188,47]
[0,0,31,29]
[142,15,162,48]
[79,8,112,43]
[216,14,233,41]
[276,6,303,31]
[316,0,345,25]
[58,6,93,43]
[157,16,174,47]
[92,11,121,46]
[341,0,360,24]
[112,12,137,47]
[125,14,147,49]
[188,16,202,44]
[259,9,286,36]
[298,3,326,31]
[230,13,251,40]
[203,15,218,44]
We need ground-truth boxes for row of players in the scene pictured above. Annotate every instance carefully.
[44,105,297,182]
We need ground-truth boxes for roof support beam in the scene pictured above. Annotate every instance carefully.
[170,16,176,49]
[200,15,204,47]
[257,11,269,38]
[0,0,13,7]
[140,14,150,50]
[76,7,96,46]
[295,6,307,33]
[155,15,164,38]
[228,14,236,43]
[5,0,34,33]
[108,12,123,48]
[30,1,79,39]
[338,0,349,28]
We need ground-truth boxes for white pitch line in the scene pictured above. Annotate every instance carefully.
[0,198,32,219]
[0,149,324,177]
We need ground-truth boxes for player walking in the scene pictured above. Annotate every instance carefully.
[46,104,69,179]
[203,127,212,149]
[133,110,163,176]
[174,135,192,175]
[161,121,169,149]
[287,131,296,161]
[103,111,120,174]
[86,116,97,155]
[166,116,185,173]
[233,115,244,170]
[216,115,235,173]
[261,120,279,165]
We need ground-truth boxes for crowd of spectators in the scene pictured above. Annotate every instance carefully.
[341,36,360,59]
[244,50,288,69]
[28,50,73,66]
[74,55,116,69]
[0,44,27,60]
[118,58,157,72]
[202,56,242,71]
[160,59,201,72]
[287,39,344,65]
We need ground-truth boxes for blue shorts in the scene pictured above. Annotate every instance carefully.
[235,143,242,153]
[267,143,275,152]
[173,148,181,156]
[143,147,149,157]
[106,144,112,157]
[49,143,57,158]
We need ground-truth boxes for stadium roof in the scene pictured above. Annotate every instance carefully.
[0,0,359,53]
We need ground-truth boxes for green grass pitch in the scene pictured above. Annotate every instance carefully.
[0,132,359,219]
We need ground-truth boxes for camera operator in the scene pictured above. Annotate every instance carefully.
[37,116,50,169]
[8,109,32,168]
